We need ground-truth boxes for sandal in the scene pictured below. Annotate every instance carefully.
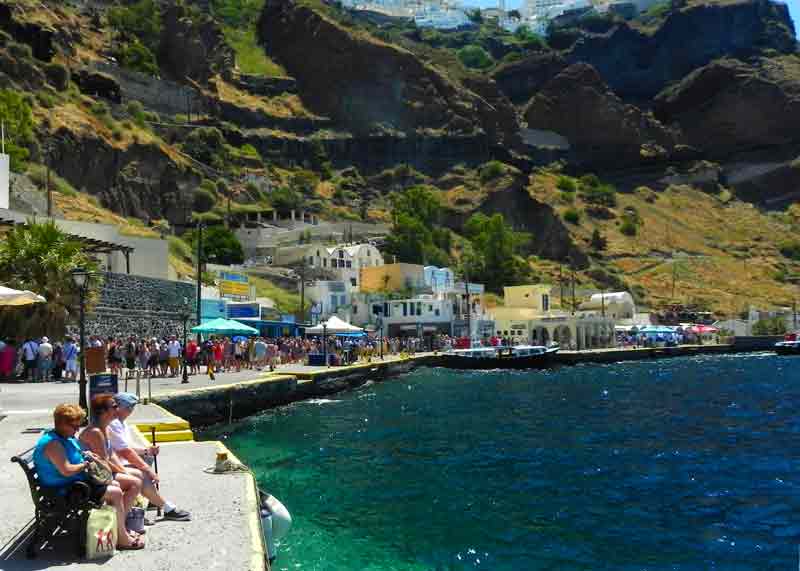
[118,536,145,550]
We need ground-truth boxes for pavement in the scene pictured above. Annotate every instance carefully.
[0,384,266,570]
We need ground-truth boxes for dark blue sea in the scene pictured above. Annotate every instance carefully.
[204,353,800,570]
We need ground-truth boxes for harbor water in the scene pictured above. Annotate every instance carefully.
[206,353,800,570]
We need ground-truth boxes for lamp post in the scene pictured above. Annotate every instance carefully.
[322,322,328,367]
[70,268,93,413]
[376,315,384,361]
[181,296,190,384]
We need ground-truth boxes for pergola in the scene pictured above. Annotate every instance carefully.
[0,215,135,273]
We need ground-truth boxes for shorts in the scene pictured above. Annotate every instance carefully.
[65,359,78,373]
[125,357,136,369]
[168,357,179,370]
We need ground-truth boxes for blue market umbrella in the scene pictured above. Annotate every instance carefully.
[191,318,259,336]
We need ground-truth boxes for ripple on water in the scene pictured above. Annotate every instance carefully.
[203,353,800,571]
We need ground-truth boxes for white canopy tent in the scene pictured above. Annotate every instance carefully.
[0,286,46,306]
[305,316,364,335]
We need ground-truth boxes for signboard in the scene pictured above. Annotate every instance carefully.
[89,373,118,400]
[85,347,106,375]
[227,302,260,319]
[218,271,249,298]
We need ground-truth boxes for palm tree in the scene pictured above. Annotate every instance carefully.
[0,220,101,339]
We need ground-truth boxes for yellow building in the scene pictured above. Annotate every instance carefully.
[360,263,426,293]
[491,285,615,350]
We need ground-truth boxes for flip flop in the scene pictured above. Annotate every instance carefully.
[118,536,145,550]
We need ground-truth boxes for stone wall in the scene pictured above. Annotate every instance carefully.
[70,273,197,340]
[86,61,204,118]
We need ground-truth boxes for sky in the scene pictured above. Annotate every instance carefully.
[460,0,800,31]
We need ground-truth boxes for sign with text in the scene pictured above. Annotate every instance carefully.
[89,374,118,400]
[218,271,249,297]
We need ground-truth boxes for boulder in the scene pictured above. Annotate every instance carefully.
[74,69,121,103]
[523,63,677,169]
[491,52,568,105]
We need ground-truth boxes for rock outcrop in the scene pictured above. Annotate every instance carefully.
[653,56,800,157]
[494,0,795,103]
[257,0,520,150]
[523,63,678,169]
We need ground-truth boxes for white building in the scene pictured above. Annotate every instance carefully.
[423,266,456,293]
[352,294,455,336]
[306,280,350,319]
[306,243,384,290]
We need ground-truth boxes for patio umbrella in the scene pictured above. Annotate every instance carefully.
[191,318,259,336]
[305,316,364,335]
[0,286,46,306]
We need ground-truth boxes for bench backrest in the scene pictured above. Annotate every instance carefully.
[11,447,48,511]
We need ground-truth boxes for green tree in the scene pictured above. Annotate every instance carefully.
[384,185,451,266]
[464,212,531,293]
[108,0,162,50]
[187,226,244,265]
[0,89,34,172]
[753,316,787,335]
[457,45,494,69]
[0,220,101,338]
[269,186,302,211]
[116,40,159,75]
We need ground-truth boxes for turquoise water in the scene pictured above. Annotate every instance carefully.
[203,353,800,570]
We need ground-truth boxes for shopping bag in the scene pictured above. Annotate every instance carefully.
[86,505,117,560]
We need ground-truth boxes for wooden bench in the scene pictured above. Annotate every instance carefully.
[11,447,103,559]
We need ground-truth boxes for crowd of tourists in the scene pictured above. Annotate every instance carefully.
[0,332,441,381]
[35,393,191,550]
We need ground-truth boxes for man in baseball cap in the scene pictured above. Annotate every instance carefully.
[108,393,191,521]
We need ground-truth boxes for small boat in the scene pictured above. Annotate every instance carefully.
[775,336,800,355]
[438,344,559,370]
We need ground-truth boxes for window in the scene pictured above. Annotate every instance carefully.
[340,295,347,306]
[503,330,509,336]
[542,294,550,312]
[373,304,382,315]
[346,261,352,268]
[353,305,358,314]
[339,251,344,259]
[308,256,314,266]
[428,305,433,312]
[417,302,422,316]
[402,303,408,317]
[367,249,371,257]
[350,278,357,287]
[330,295,338,309]
[384,302,390,317]
[435,309,440,317]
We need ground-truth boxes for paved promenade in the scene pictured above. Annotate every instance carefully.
[0,387,266,570]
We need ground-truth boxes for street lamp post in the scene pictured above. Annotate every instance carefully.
[322,323,328,367]
[70,268,93,413]
[376,315,384,361]
[181,296,190,384]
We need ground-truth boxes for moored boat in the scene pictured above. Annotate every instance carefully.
[439,344,559,370]
[775,333,800,355]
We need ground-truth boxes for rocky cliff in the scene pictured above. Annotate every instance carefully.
[257,0,520,150]
[494,0,795,102]
[523,63,681,168]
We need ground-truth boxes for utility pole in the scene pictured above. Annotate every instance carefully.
[195,222,203,343]
[571,268,576,315]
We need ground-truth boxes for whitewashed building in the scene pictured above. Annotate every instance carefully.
[305,243,384,290]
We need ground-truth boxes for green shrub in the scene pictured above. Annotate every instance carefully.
[36,90,56,109]
[90,100,111,117]
[193,187,217,212]
[0,89,34,172]
[44,62,69,91]
[199,178,219,194]
[116,40,159,76]
[7,42,32,60]
[559,191,575,204]
[563,208,580,224]
[753,316,787,335]
[579,175,617,207]
[556,175,577,192]
[779,240,800,260]
[26,164,78,196]
[620,219,637,236]
[126,100,145,123]
[457,44,494,69]
[479,160,505,183]
[168,235,193,261]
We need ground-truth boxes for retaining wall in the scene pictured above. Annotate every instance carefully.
[72,272,197,339]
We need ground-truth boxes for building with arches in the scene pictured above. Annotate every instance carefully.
[490,285,616,350]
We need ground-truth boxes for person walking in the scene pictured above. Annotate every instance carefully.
[63,337,79,381]
[38,337,53,382]
[21,338,39,381]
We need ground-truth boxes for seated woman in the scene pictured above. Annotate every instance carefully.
[34,403,143,550]
[78,395,145,549]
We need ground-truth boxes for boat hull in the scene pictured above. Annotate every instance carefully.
[775,344,800,355]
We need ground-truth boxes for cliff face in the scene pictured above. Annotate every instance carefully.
[495,0,795,103]
[523,63,679,168]
[653,56,800,156]
[256,0,519,149]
